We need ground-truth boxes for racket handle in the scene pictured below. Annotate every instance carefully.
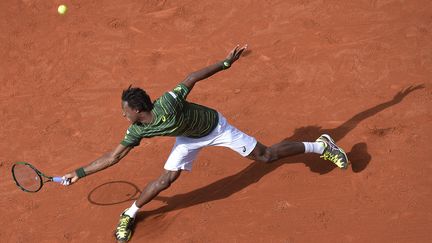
[53,177,63,183]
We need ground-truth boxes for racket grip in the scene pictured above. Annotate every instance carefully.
[53,177,63,183]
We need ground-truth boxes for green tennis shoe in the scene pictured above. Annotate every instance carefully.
[316,134,349,169]
[115,210,135,242]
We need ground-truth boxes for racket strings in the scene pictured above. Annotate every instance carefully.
[12,164,42,192]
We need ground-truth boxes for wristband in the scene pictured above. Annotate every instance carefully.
[222,60,231,70]
[75,167,86,178]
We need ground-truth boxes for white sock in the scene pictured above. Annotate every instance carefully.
[124,201,140,218]
[303,142,325,154]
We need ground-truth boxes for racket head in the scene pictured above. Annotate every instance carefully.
[11,162,45,192]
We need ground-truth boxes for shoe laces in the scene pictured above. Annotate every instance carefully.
[116,215,132,237]
[320,151,344,165]
[119,215,132,228]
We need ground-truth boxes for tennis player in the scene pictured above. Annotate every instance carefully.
[62,45,348,242]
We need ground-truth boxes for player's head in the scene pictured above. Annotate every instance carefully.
[121,85,153,123]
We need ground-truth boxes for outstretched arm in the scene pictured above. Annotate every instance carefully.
[182,44,248,91]
[62,144,133,185]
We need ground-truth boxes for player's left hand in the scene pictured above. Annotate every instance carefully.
[225,44,248,64]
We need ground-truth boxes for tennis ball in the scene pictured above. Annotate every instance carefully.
[58,4,68,15]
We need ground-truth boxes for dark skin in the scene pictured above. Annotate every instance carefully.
[62,44,305,208]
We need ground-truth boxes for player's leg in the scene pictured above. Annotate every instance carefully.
[246,141,305,163]
[115,138,200,242]
[208,113,309,162]
[247,135,349,169]
[122,170,182,217]
[115,170,181,241]
[210,113,348,168]
[135,169,182,207]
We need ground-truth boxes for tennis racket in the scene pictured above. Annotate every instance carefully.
[11,162,67,192]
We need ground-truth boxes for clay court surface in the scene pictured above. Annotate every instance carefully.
[1,0,431,242]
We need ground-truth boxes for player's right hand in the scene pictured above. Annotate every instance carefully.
[61,172,79,186]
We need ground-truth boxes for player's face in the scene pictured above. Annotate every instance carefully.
[122,101,139,123]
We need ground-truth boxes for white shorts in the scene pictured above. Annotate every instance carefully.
[164,113,257,171]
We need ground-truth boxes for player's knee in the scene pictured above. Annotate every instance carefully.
[248,143,275,163]
[155,178,171,191]
[155,171,181,191]
[257,147,274,163]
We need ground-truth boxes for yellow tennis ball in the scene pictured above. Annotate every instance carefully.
[58,5,68,15]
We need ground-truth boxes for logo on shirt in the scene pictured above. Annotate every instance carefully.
[242,146,247,153]
[168,91,177,99]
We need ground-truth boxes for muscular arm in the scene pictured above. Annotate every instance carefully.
[83,144,133,175]
[182,44,247,92]
[62,144,133,184]
[182,61,225,90]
